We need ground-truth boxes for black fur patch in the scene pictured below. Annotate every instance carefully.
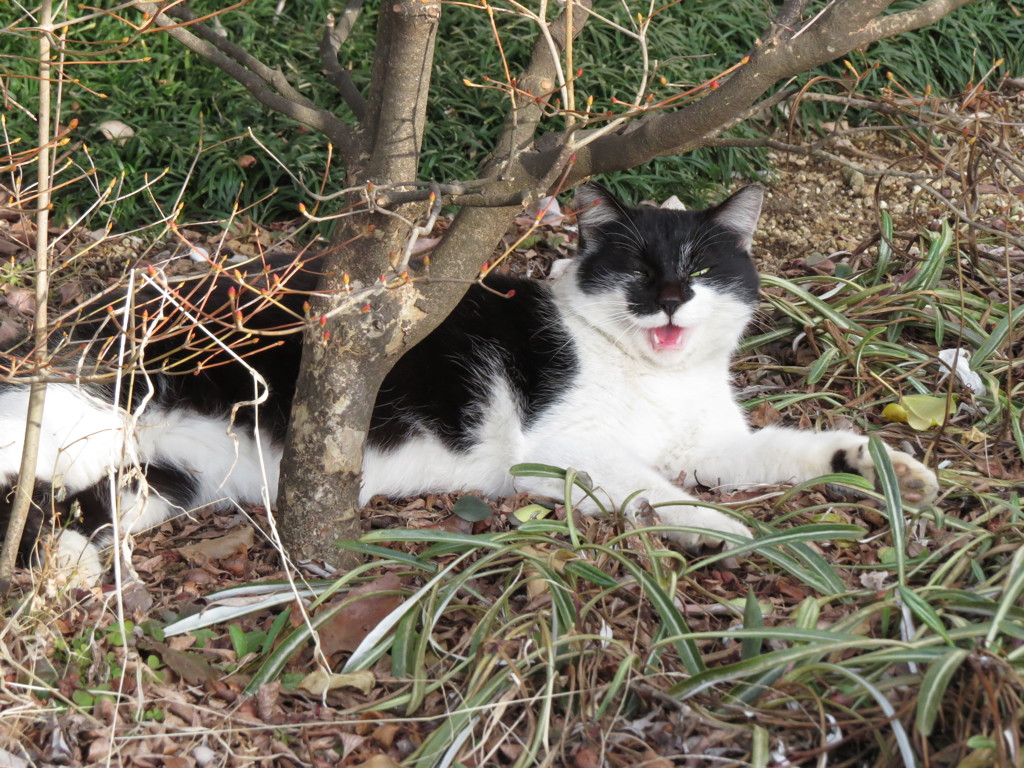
[0,479,71,565]
[830,449,860,476]
[369,274,577,452]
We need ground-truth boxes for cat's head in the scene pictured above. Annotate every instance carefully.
[567,183,762,366]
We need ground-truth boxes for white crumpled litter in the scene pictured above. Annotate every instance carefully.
[937,347,987,396]
[529,195,563,225]
[187,244,210,262]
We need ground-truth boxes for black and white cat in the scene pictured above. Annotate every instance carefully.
[0,183,938,585]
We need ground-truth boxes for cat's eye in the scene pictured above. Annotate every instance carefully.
[690,267,711,277]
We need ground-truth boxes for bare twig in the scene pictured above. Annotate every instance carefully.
[0,1,55,595]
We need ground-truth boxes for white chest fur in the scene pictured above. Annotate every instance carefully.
[521,314,748,483]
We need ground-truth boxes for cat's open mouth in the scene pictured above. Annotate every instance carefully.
[648,324,689,351]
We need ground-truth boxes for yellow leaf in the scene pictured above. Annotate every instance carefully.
[882,396,955,431]
[901,394,955,431]
[513,504,551,523]
[962,426,992,443]
[882,403,908,424]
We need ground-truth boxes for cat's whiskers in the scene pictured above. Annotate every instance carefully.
[680,227,730,273]
[618,210,648,254]
[606,233,644,256]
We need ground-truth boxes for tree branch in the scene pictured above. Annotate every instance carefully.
[359,0,442,184]
[319,4,368,121]
[135,1,363,165]
[1,0,56,593]
[863,0,980,39]
[518,0,977,186]
[482,0,593,183]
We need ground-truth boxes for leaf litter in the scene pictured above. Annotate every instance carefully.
[2,89,1024,768]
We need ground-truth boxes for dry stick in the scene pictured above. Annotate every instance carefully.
[0,0,54,595]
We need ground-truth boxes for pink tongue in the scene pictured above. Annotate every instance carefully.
[650,325,686,349]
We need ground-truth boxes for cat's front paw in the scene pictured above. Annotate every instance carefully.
[44,530,105,589]
[631,498,752,550]
[832,442,938,507]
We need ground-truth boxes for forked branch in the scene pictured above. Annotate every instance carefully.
[134,1,362,164]
[318,3,368,121]
[529,0,980,187]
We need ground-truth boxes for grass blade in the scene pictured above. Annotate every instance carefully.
[874,208,894,283]
[668,637,889,699]
[915,648,970,737]
[985,547,1024,650]
[869,436,906,586]
[809,663,918,768]
[897,585,953,645]
[741,589,764,661]
[760,273,868,334]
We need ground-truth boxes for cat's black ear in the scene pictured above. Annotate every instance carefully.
[709,185,763,251]
[574,183,628,245]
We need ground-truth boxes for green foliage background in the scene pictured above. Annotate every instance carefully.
[1,0,1020,228]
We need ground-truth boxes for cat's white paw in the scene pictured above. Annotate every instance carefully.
[46,530,105,589]
[833,441,938,507]
[631,498,751,550]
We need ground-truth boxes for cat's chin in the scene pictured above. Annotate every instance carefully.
[646,324,690,353]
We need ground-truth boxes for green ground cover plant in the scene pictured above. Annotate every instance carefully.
[2,1,1020,226]
[3,146,1022,761]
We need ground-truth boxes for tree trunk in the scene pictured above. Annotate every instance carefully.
[279,0,443,564]
[277,0,589,565]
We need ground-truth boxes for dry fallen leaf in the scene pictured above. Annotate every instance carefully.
[749,400,783,427]
[962,426,992,444]
[318,572,403,656]
[5,288,36,316]
[298,669,376,696]
[178,526,254,562]
[97,119,134,144]
[137,639,221,685]
[57,281,83,306]
[573,748,602,768]
[859,571,890,591]
[355,755,407,768]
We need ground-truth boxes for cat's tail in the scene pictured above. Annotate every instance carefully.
[0,383,134,586]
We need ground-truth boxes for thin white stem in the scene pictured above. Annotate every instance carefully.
[0,0,54,593]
